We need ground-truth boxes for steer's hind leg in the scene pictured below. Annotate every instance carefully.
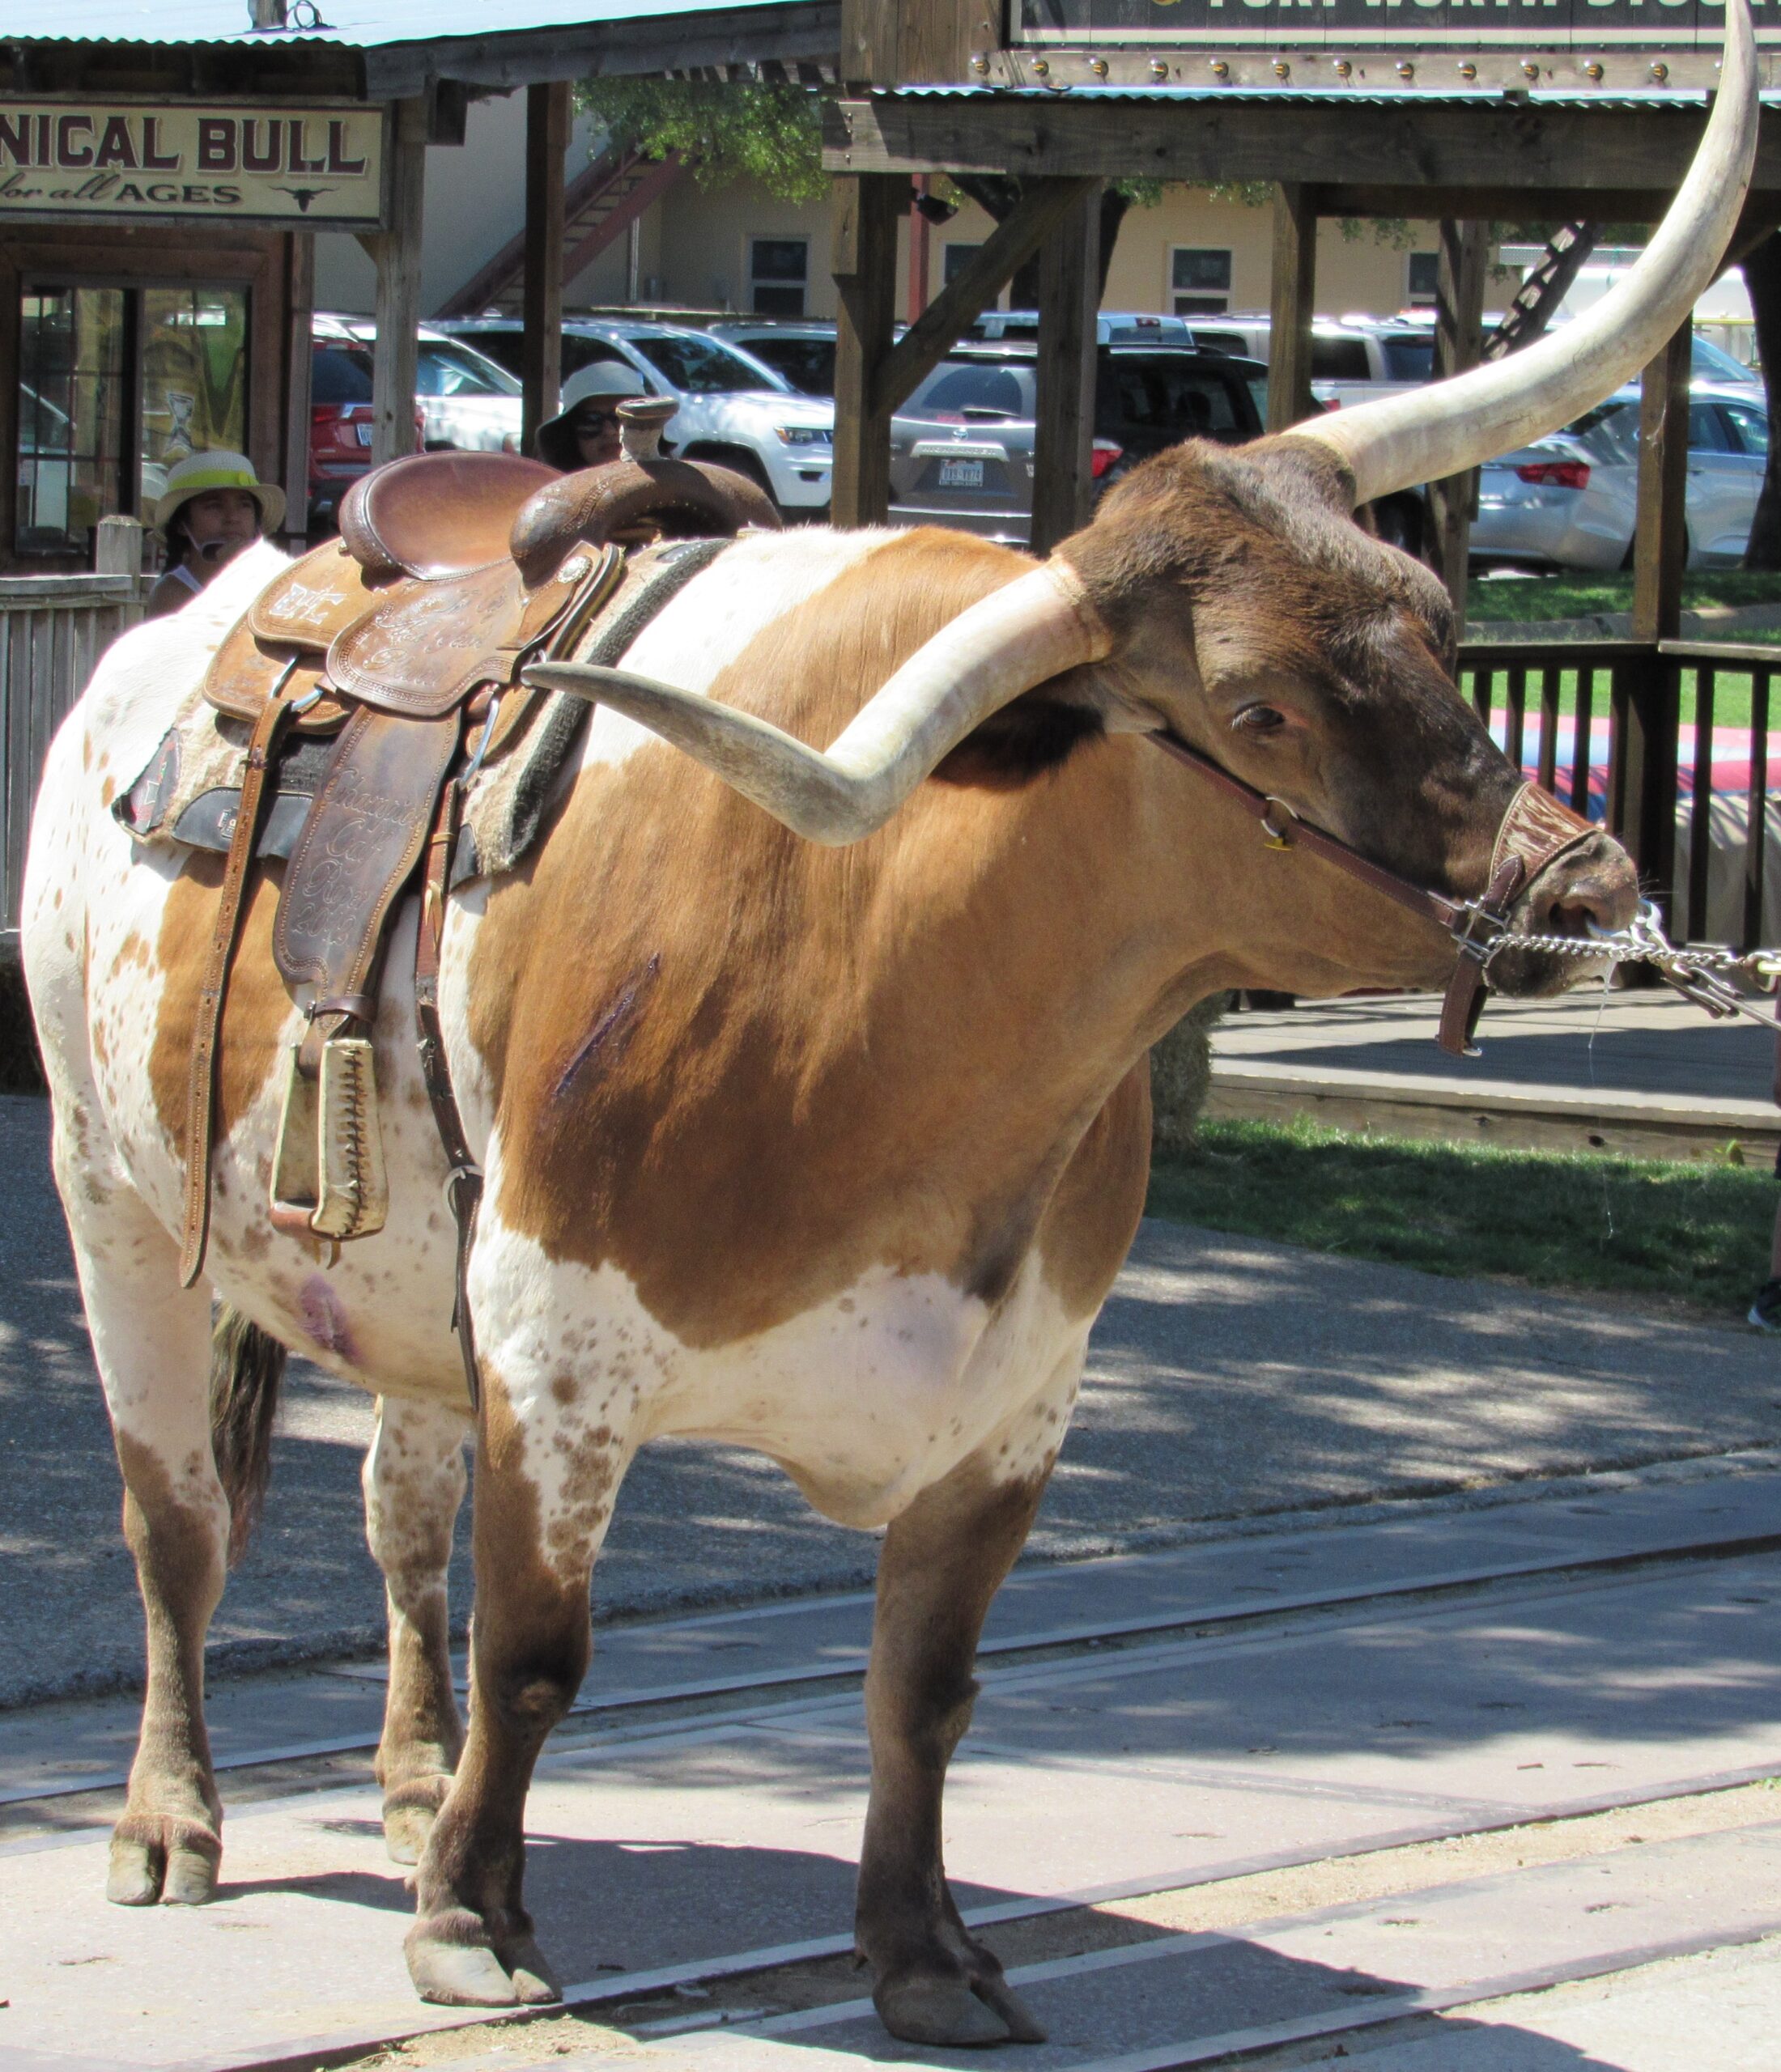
[61,1174,230,1908]
[856,1349,1085,2049]
[363,1395,471,1864]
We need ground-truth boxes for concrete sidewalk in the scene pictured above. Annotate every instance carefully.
[1209,988,1779,1159]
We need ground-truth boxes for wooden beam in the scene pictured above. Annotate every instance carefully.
[521,81,570,456]
[1615,320,1691,937]
[280,231,317,547]
[1266,184,1316,434]
[840,0,988,86]
[1031,182,1103,557]
[1427,220,1489,621]
[825,94,1781,197]
[872,175,1100,418]
[830,172,904,526]
[356,96,427,467]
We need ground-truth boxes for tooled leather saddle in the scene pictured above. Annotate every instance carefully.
[180,405,776,1402]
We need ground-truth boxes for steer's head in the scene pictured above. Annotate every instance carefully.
[528,0,1752,1006]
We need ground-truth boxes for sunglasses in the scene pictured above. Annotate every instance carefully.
[572,410,619,436]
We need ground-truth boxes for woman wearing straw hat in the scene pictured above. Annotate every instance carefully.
[146,451,286,619]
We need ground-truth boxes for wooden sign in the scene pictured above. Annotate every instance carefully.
[1018,0,1763,45]
[0,102,387,228]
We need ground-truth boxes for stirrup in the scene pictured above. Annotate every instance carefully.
[270,1034,388,1242]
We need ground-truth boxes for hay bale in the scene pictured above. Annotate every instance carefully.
[1150,992,1229,1157]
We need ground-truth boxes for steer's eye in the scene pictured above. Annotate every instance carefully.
[1234,704,1286,737]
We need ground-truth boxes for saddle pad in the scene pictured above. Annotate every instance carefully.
[460,535,736,883]
[118,694,338,854]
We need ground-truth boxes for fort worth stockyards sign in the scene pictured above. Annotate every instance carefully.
[0,104,386,229]
[1018,0,1768,44]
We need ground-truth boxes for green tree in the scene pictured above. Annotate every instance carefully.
[576,79,827,203]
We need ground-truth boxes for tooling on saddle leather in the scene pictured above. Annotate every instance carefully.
[117,534,737,882]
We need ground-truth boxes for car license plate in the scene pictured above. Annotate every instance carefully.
[937,457,984,489]
[356,422,376,447]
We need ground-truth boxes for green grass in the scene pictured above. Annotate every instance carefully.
[1470,571,1781,625]
[1468,664,1766,734]
[1146,1117,1775,1320]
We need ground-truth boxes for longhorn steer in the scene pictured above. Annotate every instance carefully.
[21,8,1753,2043]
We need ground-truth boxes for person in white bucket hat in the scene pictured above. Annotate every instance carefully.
[535,361,648,471]
[146,450,286,618]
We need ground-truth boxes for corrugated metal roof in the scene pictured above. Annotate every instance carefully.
[0,0,796,47]
[883,82,1724,108]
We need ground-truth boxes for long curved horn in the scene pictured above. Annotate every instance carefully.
[1291,0,1758,508]
[525,558,1110,844]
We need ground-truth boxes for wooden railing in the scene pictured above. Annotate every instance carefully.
[1456,636,1781,953]
[0,573,147,957]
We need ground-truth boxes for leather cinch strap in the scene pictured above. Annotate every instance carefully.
[414,759,484,1411]
[179,676,306,1287]
[1148,731,1596,1059]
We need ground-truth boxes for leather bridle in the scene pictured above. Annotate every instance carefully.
[1148,728,1600,1057]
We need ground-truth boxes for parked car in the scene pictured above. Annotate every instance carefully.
[966,311,1201,347]
[707,319,836,397]
[308,322,427,534]
[433,316,834,513]
[315,315,523,458]
[1471,381,1770,571]
[886,342,1267,543]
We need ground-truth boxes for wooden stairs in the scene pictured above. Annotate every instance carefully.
[437,146,683,318]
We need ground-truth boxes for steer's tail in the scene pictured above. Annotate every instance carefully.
[210,1305,286,1566]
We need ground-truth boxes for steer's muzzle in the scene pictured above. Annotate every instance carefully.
[1486,828,1641,998]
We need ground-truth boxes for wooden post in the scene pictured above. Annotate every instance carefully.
[1031,182,1102,556]
[281,231,316,546]
[521,82,570,456]
[357,96,427,468]
[1428,220,1488,618]
[908,176,932,325]
[94,516,142,576]
[1266,183,1317,433]
[831,173,903,527]
[1616,319,1691,936]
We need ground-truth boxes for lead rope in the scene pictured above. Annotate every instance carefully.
[1489,903,1781,1030]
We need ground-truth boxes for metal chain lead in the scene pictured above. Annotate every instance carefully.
[1482,901,1781,1029]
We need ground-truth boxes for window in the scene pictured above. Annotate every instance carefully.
[1310,336,1371,384]
[561,336,639,380]
[1098,360,1246,439]
[629,332,788,395]
[18,282,249,558]
[1724,401,1771,456]
[944,244,983,287]
[749,237,809,316]
[1380,333,1435,382]
[908,362,1036,419]
[1687,401,1736,454]
[1171,248,1231,317]
[738,335,835,397]
[312,342,376,404]
[1408,252,1440,307]
[414,342,519,398]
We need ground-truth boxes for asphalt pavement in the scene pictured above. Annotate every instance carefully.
[2,1091,1776,1709]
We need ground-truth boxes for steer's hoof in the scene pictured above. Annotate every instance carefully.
[382,1776,453,1866]
[106,1816,221,1908]
[406,1915,563,2007]
[877,1976,1038,2048]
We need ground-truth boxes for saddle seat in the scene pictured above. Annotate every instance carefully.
[181,429,776,1299]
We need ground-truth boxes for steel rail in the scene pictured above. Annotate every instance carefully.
[4,1521,1776,1813]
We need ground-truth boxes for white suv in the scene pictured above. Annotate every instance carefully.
[435,317,835,515]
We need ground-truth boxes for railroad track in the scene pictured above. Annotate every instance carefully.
[6,1480,1779,2072]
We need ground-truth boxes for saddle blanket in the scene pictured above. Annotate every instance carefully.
[116,535,731,885]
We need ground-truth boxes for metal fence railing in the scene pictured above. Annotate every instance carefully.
[1457,636,1781,953]
[0,575,147,957]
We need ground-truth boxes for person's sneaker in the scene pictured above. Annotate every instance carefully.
[1749,1278,1781,1331]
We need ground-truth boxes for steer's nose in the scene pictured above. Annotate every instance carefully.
[1525,830,1640,941]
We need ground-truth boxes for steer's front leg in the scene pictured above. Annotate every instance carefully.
[856,1352,1081,2049]
[405,1330,629,2008]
